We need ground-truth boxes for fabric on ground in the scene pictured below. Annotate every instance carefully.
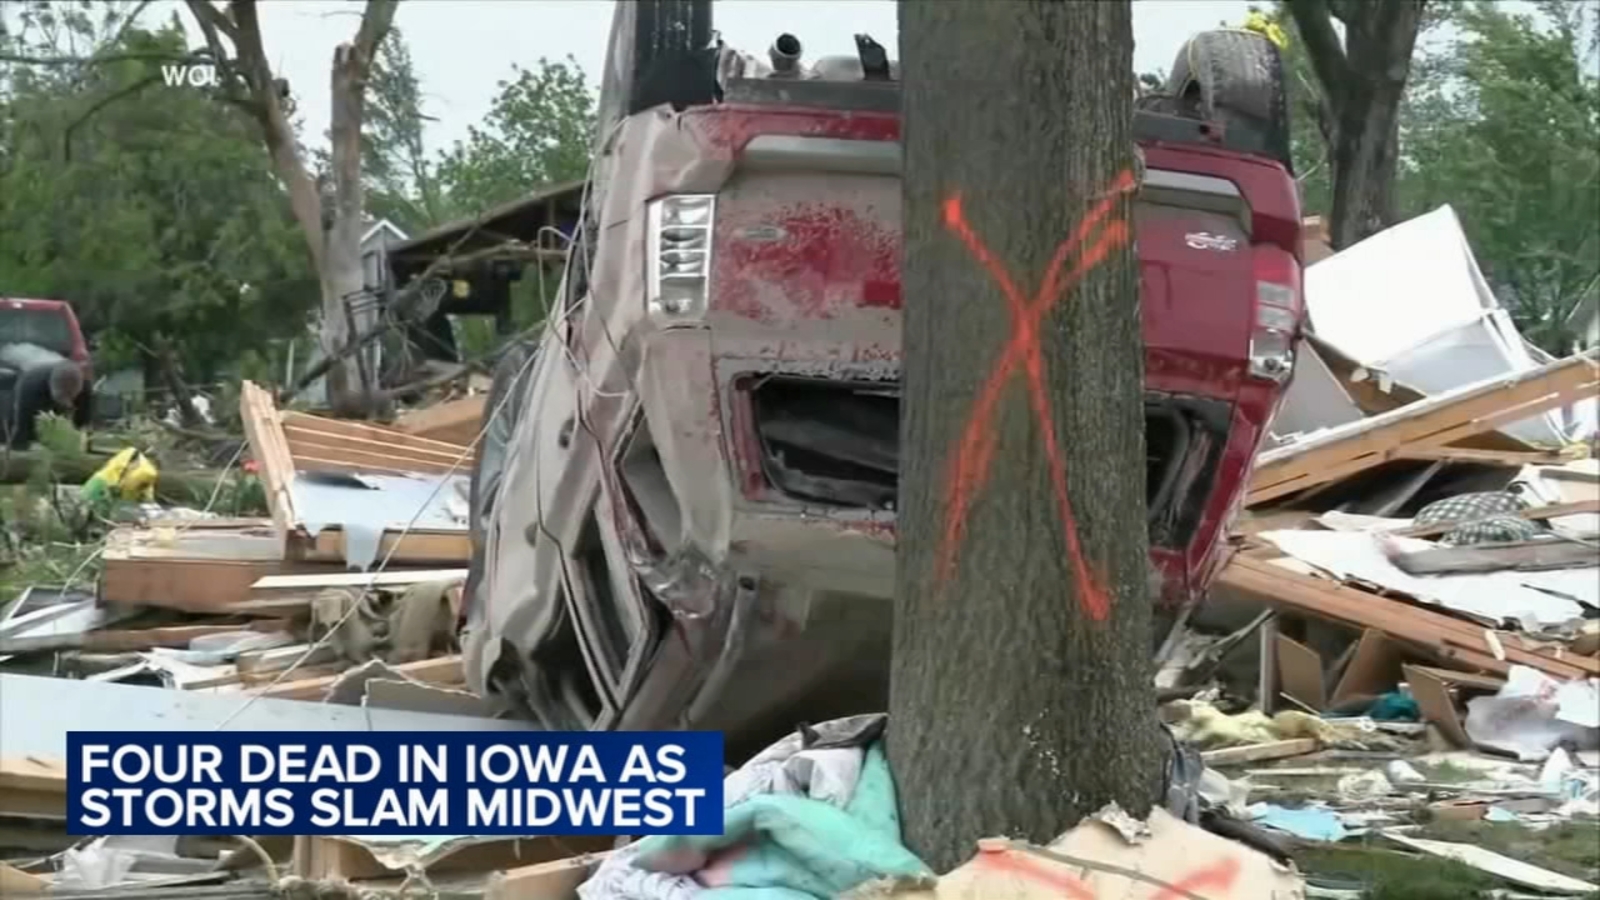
[578,714,930,900]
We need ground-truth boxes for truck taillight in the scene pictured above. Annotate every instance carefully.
[1249,246,1302,383]
[645,194,715,321]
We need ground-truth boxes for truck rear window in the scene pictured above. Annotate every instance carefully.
[0,307,74,355]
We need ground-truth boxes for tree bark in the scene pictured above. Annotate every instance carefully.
[185,0,397,417]
[1288,0,1425,249]
[890,0,1161,872]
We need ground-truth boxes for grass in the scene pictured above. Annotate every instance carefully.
[1409,760,1483,785]
[1295,819,1600,899]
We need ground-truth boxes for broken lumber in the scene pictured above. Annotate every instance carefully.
[251,568,468,591]
[1200,738,1318,767]
[257,654,465,701]
[395,394,485,447]
[1217,556,1597,680]
[1248,352,1599,505]
[487,852,613,900]
[1387,538,1599,576]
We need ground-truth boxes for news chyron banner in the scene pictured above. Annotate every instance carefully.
[67,732,724,835]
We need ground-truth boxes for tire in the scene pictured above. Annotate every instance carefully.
[598,0,715,126]
[461,339,539,624]
[1165,30,1292,171]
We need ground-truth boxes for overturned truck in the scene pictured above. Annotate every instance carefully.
[458,2,1307,759]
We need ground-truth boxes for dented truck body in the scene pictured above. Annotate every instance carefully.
[462,27,1304,758]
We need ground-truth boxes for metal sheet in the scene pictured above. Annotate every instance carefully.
[291,470,468,569]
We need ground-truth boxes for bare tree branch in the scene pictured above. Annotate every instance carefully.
[0,50,202,65]
[62,72,163,161]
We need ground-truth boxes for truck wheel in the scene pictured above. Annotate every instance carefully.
[1165,29,1292,171]
[600,0,715,125]
[462,340,539,622]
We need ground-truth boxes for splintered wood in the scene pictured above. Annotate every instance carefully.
[1218,556,1597,681]
[1248,352,1599,506]
[238,380,474,566]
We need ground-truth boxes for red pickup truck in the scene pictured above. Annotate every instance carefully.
[1,297,94,426]
[461,8,1305,758]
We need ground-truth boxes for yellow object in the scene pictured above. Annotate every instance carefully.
[83,447,160,503]
[1242,10,1289,50]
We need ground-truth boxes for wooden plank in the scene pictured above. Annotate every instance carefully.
[284,429,474,477]
[81,620,290,653]
[1216,557,1596,679]
[257,654,465,701]
[488,852,613,900]
[0,758,67,819]
[291,528,471,566]
[1388,539,1599,576]
[253,569,468,591]
[1394,447,1566,466]
[1397,498,1600,539]
[0,862,49,895]
[294,836,611,884]
[1306,334,1536,453]
[1407,664,1506,692]
[282,411,475,460]
[1274,634,1327,710]
[1199,738,1318,767]
[396,395,485,447]
[101,555,340,613]
[1248,353,1599,505]
[239,381,298,553]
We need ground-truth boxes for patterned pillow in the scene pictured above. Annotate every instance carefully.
[1413,491,1540,546]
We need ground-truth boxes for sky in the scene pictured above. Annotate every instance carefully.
[233,0,1258,154]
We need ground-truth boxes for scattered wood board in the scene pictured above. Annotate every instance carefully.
[281,411,475,477]
[1248,352,1599,505]
[292,835,611,884]
[252,569,468,591]
[487,851,612,900]
[0,758,68,820]
[395,395,485,448]
[1382,832,1598,894]
[240,380,298,554]
[1304,332,1537,453]
[240,381,473,567]
[1200,738,1318,767]
[1217,556,1597,679]
[1388,538,1599,575]
[257,655,465,701]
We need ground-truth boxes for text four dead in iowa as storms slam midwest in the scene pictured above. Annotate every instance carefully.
[76,742,709,830]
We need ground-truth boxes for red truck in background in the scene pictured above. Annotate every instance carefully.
[459,4,1307,759]
[1,298,94,439]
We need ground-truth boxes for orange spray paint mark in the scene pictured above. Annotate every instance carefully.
[972,846,1098,900]
[1149,855,1242,900]
[934,169,1137,623]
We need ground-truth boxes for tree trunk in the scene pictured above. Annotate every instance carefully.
[322,39,382,418]
[890,0,1161,872]
[1288,0,1426,250]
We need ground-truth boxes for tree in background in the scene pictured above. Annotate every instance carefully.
[435,55,595,349]
[363,25,442,233]
[4,0,405,415]
[1403,0,1600,350]
[0,4,314,399]
[1257,0,1598,352]
[890,0,1159,871]
[435,56,594,217]
[1285,0,1429,251]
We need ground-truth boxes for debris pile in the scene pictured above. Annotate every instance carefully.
[0,382,541,896]
[1149,214,1600,894]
